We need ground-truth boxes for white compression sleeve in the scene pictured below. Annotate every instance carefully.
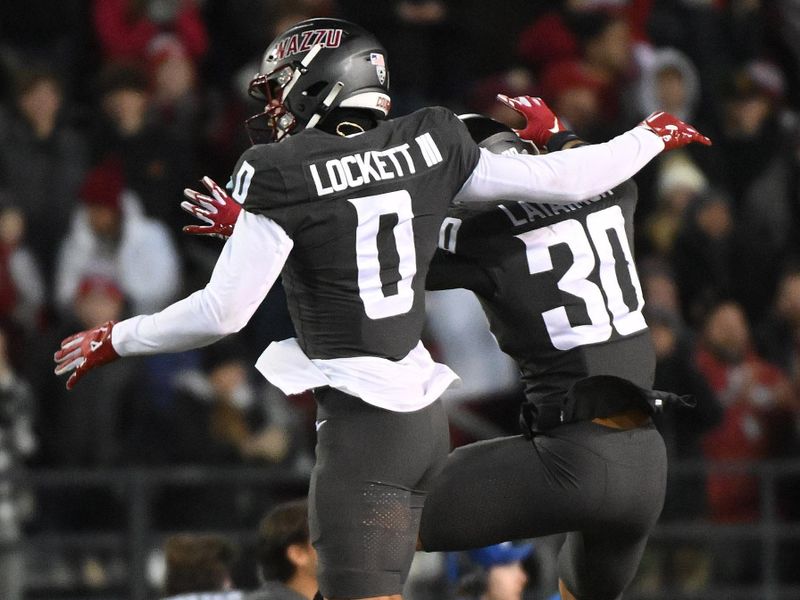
[454,127,663,205]
[111,211,293,356]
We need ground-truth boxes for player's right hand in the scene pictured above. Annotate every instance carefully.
[182,176,242,239]
[54,320,119,390]
[496,94,567,147]
[638,111,712,151]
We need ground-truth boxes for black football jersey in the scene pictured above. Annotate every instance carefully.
[236,107,480,360]
[427,180,656,406]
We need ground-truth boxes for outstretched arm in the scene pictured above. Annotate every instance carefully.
[455,97,710,206]
[455,128,658,206]
[54,210,293,388]
[113,210,292,354]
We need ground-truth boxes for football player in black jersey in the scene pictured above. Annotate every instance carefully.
[55,18,709,600]
[418,99,687,600]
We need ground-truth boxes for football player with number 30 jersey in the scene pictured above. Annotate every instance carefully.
[419,102,692,600]
[55,18,710,600]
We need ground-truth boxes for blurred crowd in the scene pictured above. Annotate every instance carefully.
[0,0,799,598]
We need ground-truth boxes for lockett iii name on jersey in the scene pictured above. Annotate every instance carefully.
[309,142,420,197]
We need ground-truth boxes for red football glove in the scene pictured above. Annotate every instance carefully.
[181,176,242,239]
[496,94,568,146]
[638,111,712,151]
[54,320,119,390]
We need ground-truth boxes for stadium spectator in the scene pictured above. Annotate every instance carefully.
[452,542,534,600]
[49,275,140,467]
[536,5,660,137]
[0,203,46,362]
[136,340,303,530]
[702,61,800,319]
[91,62,195,230]
[669,187,736,328]
[516,6,580,76]
[92,0,208,65]
[54,157,182,316]
[0,64,88,279]
[756,260,800,395]
[573,9,635,90]
[0,327,37,600]
[201,0,297,93]
[168,344,296,467]
[646,0,763,121]
[0,1,91,100]
[642,151,708,257]
[696,301,798,582]
[29,276,140,593]
[634,47,701,123]
[147,36,203,141]
[640,305,720,594]
[628,46,706,213]
[698,300,796,520]
[338,0,461,113]
[162,533,238,598]
[754,258,800,579]
[648,304,721,517]
[537,59,607,140]
[639,258,682,316]
[252,498,318,600]
[773,0,800,105]
[467,67,539,128]
[29,273,138,589]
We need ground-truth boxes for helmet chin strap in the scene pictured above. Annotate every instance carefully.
[334,121,365,137]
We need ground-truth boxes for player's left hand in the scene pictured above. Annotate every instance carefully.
[496,94,568,146]
[54,321,119,390]
[638,111,712,151]
[182,176,242,239]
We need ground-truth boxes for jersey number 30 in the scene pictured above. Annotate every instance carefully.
[516,205,647,350]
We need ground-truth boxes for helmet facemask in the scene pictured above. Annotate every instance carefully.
[246,45,338,143]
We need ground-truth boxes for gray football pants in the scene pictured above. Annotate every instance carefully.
[310,387,450,598]
[419,420,667,600]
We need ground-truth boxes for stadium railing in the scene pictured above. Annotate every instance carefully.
[2,460,800,600]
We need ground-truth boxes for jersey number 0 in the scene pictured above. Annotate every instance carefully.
[349,191,417,319]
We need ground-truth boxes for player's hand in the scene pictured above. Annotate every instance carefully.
[181,176,242,239]
[54,321,119,390]
[496,94,567,146]
[638,111,712,151]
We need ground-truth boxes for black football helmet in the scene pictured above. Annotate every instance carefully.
[458,113,539,156]
[246,18,391,143]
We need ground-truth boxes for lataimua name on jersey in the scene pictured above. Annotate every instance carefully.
[308,134,443,197]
